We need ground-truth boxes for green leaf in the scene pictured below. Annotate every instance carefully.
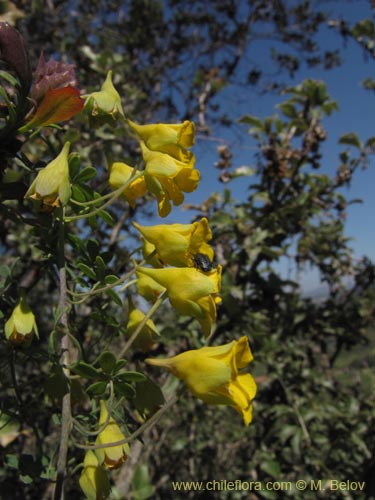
[98,351,117,374]
[86,239,99,260]
[106,288,123,306]
[260,458,281,478]
[44,365,69,402]
[114,382,136,398]
[134,377,165,418]
[365,136,375,148]
[87,381,108,396]
[105,274,119,285]
[68,153,81,179]
[339,133,362,149]
[98,209,114,225]
[131,464,155,500]
[95,255,106,273]
[71,184,89,203]
[277,101,297,118]
[5,454,19,469]
[115,371,147,383]
[352,19,375,38]
[74,166,97,184]
[115,359,126,370]
[71,361,102,379]
[67,233,86,252]
[78,263,97,280]
[238,114,263,129]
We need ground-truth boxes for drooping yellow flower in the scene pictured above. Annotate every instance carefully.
[133,217,213,267]
[126,304,160,352]
[146,336,257,425]
[25,142,71,208]
[84,70,124,124]
[4,294,38,345]
[128,119,195,158]
[141,141,200,217]
[136,266,221,337]
[108,162,147,208]
[79,450,111,500]
[95,400,129,470]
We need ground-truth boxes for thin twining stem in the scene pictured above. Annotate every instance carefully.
[69,279,137,305]
[118,291,167,358]
[67,251,156,302]
[65,171,144,222]
[70,189,116,207]
[72,383,117,437]
[74,389,180,452]
[68,255,151,299]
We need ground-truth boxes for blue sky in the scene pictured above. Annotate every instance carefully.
[146,1,374,291]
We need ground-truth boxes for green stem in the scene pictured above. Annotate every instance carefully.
[70,189,115,207]
[72,384,116,437]
[118,291,167,358]
[67,251,154,301]
[65,171,144,222]
[74,389,180,451]
[54,208,73,500]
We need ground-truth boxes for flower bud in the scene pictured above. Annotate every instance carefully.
[84,70,124,125]
[25,142,71,209]
[30,53,78,103]
[4,294,38,346]
[126,305,159,352]
[95,400,130,470]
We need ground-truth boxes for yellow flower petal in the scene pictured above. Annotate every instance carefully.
[126,306,159,352]
[136,266,221,336]
[109,162,147,207]
[133,217,213,267]
[146,337,256,425]
[128,119,195,152]
[79,451,111,500]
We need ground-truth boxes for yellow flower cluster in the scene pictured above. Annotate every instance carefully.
[133,217,221,338]
[129,199,256,428]
[109,118,200,217]
[18,69,257,500]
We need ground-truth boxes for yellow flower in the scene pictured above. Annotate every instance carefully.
[4,294,38,345]
[126,305,160,352]
[79,450,111,500]
[146,336,257,425]
[128,119,195,158]
[24,142,71,208]
[140,238,163,268]
[84,70,124,124]
[95,400,129,470]
[108,162,147,208]
[136,266,221,337]
[133,217,214,267]
[141,141,200,217]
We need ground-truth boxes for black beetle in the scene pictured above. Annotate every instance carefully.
[192,253,216,272]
